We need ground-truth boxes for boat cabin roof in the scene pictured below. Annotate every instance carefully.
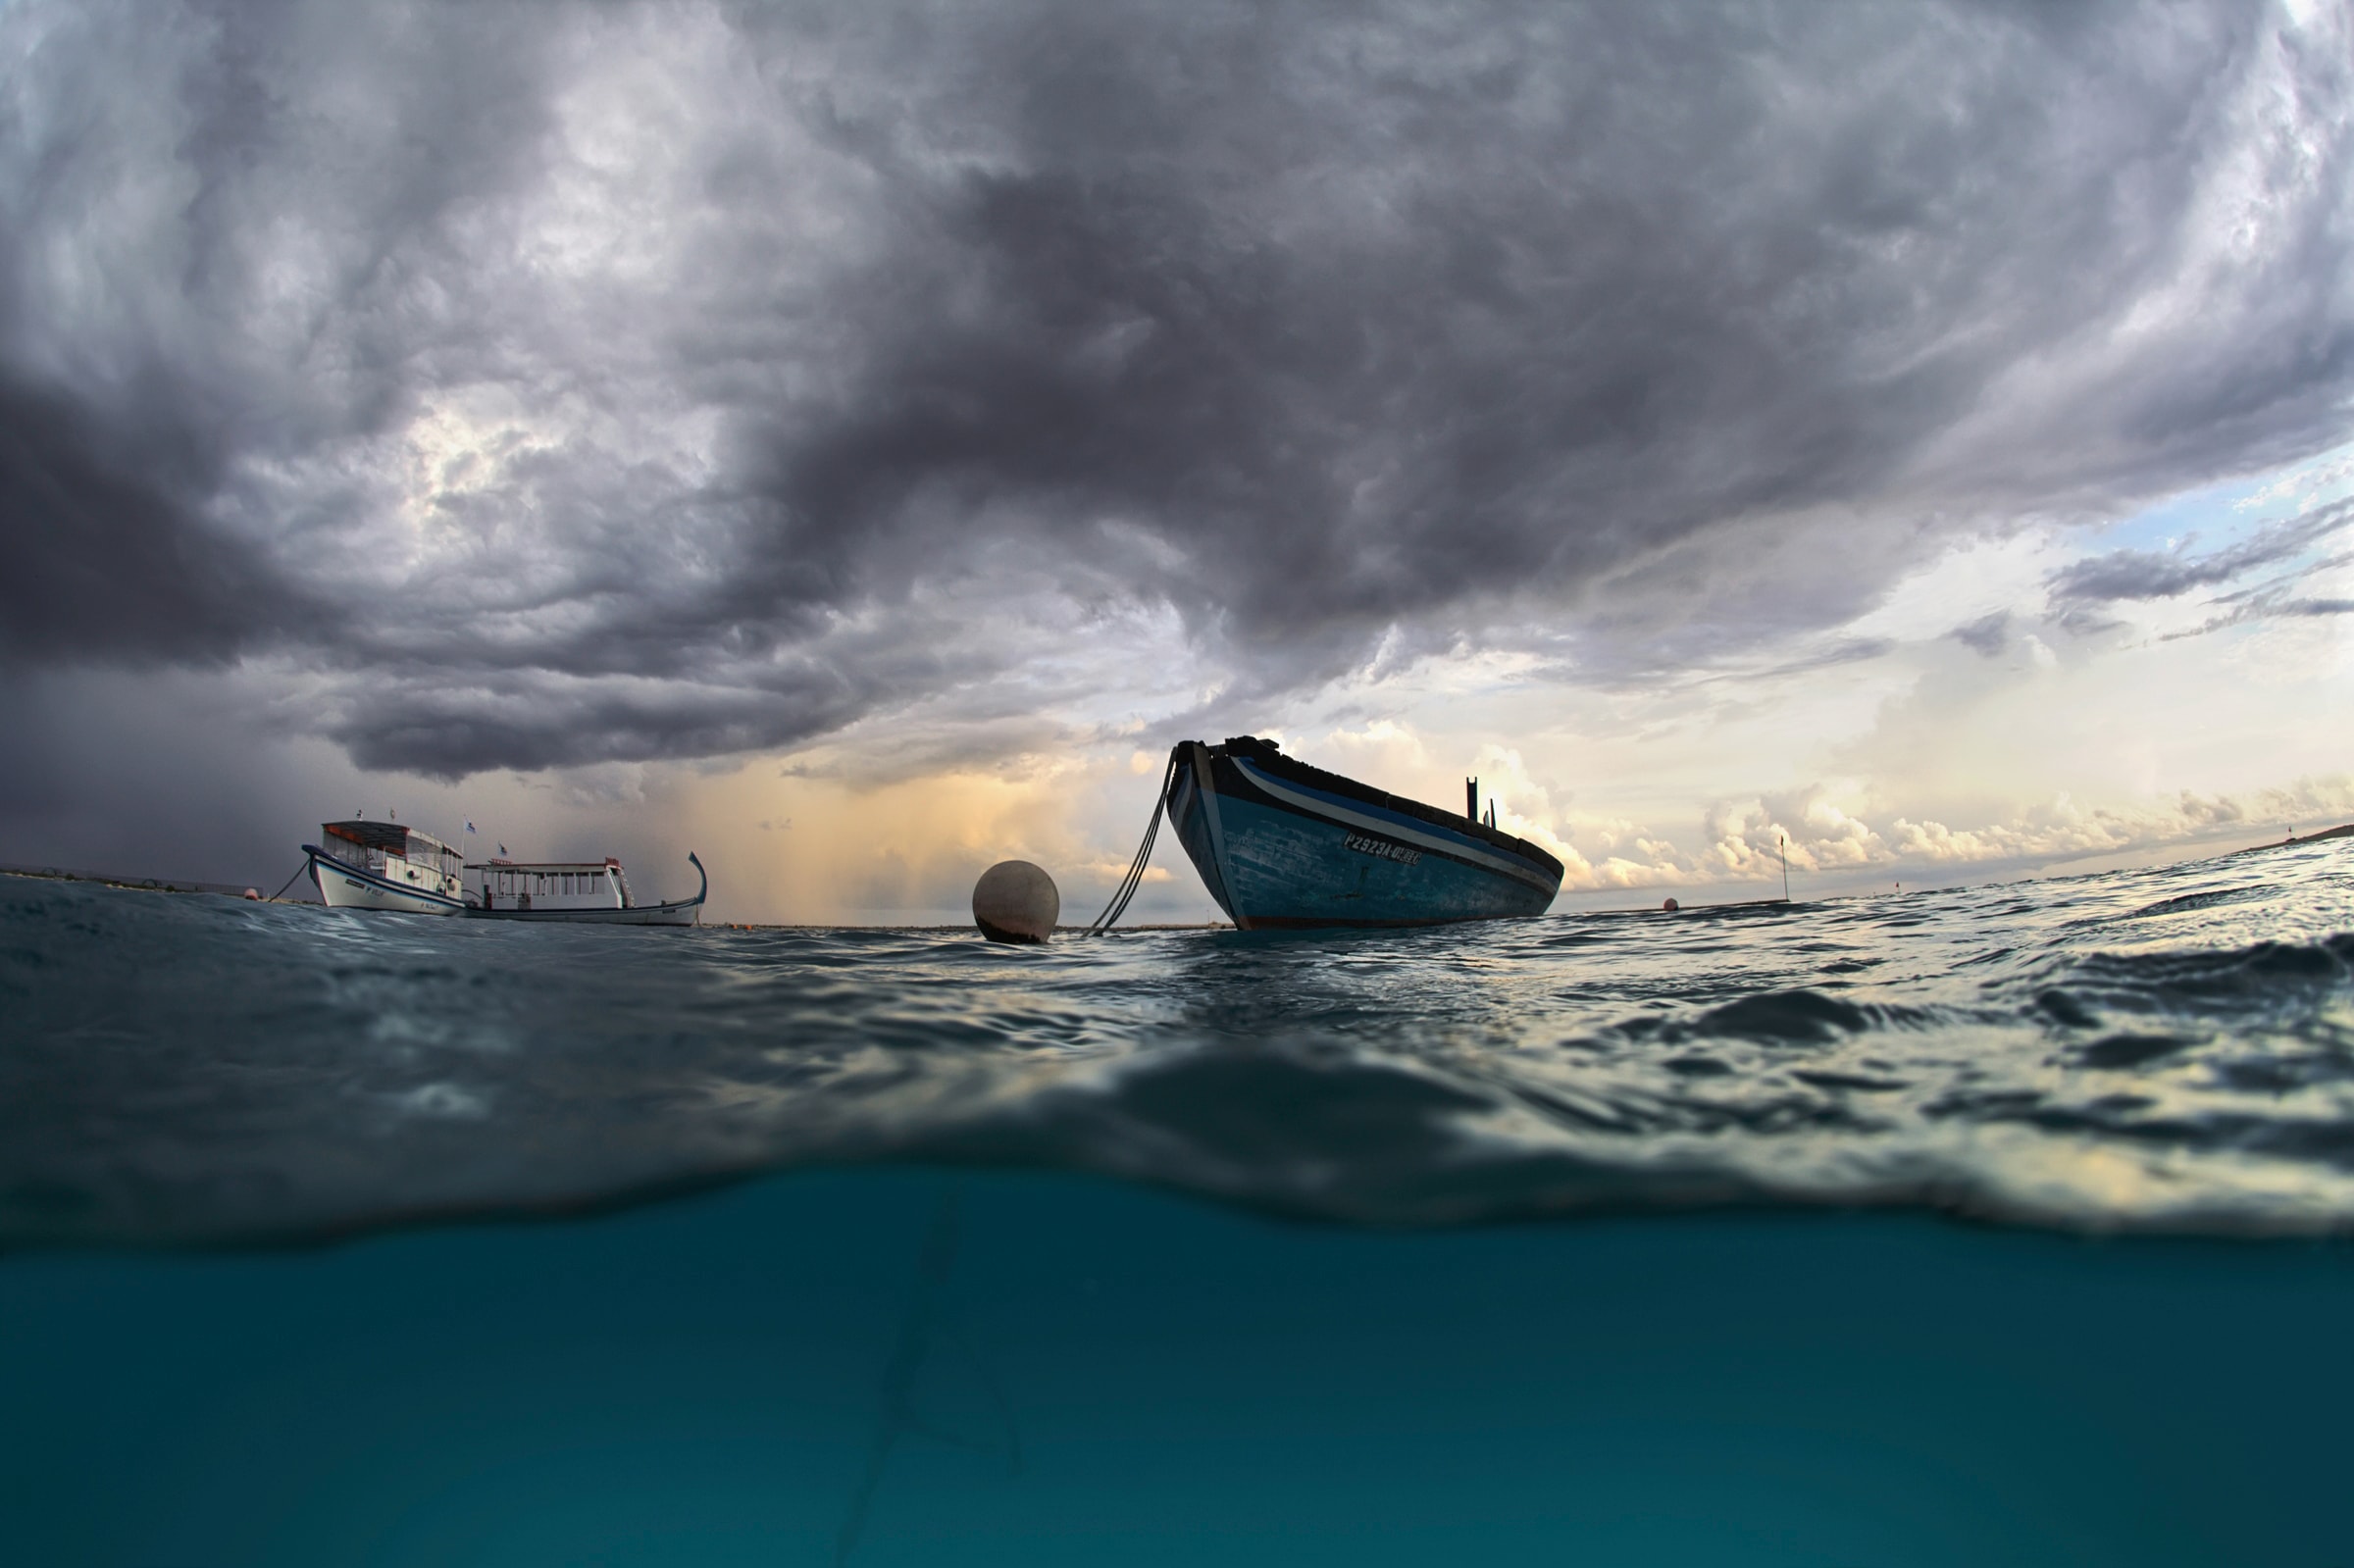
[324,820,453,856]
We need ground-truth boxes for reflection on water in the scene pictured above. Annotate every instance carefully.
[3,1168,2352,1565]
[4,838,2350,1244]
[836,1190,1020,1565]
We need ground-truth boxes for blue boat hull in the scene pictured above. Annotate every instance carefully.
[1164,739,1562,929]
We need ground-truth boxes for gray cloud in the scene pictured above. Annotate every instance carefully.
[2,0,2350,777]
[0,376,284,664]
[1950,610,2012,658]
[2157,588,2354,642]
[2048,495,2354,605]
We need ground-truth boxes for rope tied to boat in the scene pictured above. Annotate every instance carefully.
[266,858,313,903]
[1086,751,1178,935]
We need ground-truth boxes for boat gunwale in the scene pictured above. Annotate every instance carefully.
[1200,737,1565,882]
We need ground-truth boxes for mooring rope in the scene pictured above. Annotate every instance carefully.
[1087,752,1178,935]
[266,858,313,903]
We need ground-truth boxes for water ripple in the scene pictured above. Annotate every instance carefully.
[3,838,2352,1245]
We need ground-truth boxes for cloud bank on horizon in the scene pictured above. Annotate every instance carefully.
[2,0,2351,911]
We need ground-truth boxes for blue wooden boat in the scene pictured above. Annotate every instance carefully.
[1161,736,1563,929]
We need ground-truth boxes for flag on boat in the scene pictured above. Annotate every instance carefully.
[498,843,507,855]
[465,821,476,834]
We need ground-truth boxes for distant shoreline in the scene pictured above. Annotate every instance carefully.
[0,864,317,903]
[2239,822,2354,852]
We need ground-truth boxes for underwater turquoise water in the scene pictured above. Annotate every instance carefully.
[4,840,2353,1563]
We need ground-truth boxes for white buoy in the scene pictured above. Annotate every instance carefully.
[973,860,1058,944]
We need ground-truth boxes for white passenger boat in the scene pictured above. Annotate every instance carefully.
[303,821,468,915]
[464,852,706,926]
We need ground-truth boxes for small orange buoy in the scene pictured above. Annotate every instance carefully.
[1662,897,1679,912]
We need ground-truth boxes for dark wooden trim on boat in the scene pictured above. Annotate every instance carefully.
[1197,736,1565,879]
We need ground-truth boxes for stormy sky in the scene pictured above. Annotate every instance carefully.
[2,0,2350,918]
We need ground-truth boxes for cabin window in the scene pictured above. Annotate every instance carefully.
[565,874,577,894]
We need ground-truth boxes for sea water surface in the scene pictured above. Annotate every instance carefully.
[5,840,2354,1564]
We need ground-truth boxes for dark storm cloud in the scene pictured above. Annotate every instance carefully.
[2,0,2350,776]
[0,376,286,664]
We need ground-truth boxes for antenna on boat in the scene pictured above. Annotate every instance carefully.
[1466,777,1478,823]
[1779,835,1790,902]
